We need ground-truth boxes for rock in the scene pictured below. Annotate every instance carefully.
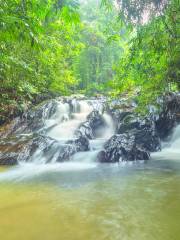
[156,92,180,139]
[0,117,21,138]
[0,134,59,165]
[22,100,58,132]
[0,152,18,165]
[26,135,57,159]
[67,136,89,152]
[0,100,58,137]
[117,114,161,152]
[0,135,33,165]
[57,136,89,162]
[75,110,106,139]
[9,134,90,164]
[107,96,137,130]
[98,134,150,163]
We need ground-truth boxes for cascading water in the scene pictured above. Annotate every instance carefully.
[46,100,93,140]
[0,98,115,180]
[151,124,180,160]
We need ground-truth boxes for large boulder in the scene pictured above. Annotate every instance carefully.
[155,93,180,139]
[107,96,137,131]
[98,134,150,163]
[117,114,161,152]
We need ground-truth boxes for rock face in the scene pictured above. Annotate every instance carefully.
[0,134,90,165]
[0,135,33,165]
[27,135,89,163]
[155,93,180,139]
[117,114,161,152]
[99,99,162,162]
[0,100,58,138]
[0,98,91,165]
[75,110,106,139]
[98,134,150,163]
[18,100,58,133]
[0,93,180,165]
[57,136,89,162]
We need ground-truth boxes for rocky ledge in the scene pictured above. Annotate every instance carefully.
[0,93,180,165]
[98,92,180,163]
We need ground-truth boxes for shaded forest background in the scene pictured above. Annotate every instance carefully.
[0,0,179,121]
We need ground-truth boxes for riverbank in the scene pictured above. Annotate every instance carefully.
[0,90,59,125]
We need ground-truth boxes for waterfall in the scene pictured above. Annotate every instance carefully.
[151,124,180,160]
[46,100,93,141]
[70,112,115,164]
[27,99,114,165]
[102,113,115,139]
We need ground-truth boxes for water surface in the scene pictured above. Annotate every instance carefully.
[0,159,179,240]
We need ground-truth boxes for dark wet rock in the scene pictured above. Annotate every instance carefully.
[117,114,161,152]
[0,134,59,165]
[0,100,58,138]
[98,134,150,163]
[57,136,89,162]
[67,136,89,152]
[0,135,33,165]
[0,152,18,165]
[75,122,93,139]
[12,135,90,164]
[75,110,106,139]
[107,96,137,130]
[156,93,180,139]
[0,91,57,126]
[27,135,57,158]
[23,100,58,132]
[5,100,58,135]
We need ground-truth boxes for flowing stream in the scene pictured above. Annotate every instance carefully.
[0,99,179,240]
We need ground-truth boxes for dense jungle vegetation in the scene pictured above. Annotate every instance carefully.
[0,0,180,121]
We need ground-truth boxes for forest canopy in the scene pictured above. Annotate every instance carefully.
[0,0,179,120]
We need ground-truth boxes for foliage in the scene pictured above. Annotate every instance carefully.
[0,0,82,121]
[73,0,125,95]
[111,0,180,112]
[0,0,179,121]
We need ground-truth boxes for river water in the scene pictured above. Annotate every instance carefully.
[0,100,179,240]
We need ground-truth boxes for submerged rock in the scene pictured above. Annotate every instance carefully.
[98,134,150,163]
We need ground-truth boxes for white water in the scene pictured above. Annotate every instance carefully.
[0,99,115,180]
[151,124,180,161]
[46,100,93,140]
[2,98,179,181]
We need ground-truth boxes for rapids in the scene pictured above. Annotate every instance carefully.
[0,98,179,240]
[151,124,180,161]
[0,99,115,179]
